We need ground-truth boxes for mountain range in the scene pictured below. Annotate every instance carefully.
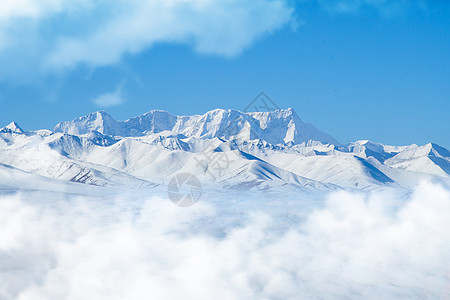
[1,108,449,194]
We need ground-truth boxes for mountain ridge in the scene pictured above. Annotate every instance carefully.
[53,108,340,145]
[1,108,449,193]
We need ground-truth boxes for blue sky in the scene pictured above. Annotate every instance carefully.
[0,0,449,148]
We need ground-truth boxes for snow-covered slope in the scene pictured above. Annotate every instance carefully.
[1,108,449,193]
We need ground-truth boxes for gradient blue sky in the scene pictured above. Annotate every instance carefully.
[0,0,449,148]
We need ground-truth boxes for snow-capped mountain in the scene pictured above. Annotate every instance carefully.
[1,108,449,193]
[54,108,339,145]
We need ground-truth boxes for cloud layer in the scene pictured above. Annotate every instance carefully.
[0,0,294,79]
[0,182,449,299]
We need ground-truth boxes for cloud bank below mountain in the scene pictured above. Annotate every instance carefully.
[0,181,449,299]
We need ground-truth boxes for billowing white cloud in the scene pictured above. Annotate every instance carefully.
[93,85,125,108]
[0,182,449,299]
[0,0,422,81]
[0,0,295,77]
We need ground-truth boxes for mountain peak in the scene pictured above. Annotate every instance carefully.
[428,143,450,158]
[54,111,119,135]
[3,122,24,133]
[280,107,295,113]
[277,107,297,118]
[89,110,112,119]
[96,110,108,116]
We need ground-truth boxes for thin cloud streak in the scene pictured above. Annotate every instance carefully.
[318,0,418,16]
[93,85,126,108]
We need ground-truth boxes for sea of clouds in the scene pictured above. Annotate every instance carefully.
[0,182,449,299]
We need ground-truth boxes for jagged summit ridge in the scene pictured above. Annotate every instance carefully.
[54,111,119,135]
[2,122,24,133]
[54,108,339,145]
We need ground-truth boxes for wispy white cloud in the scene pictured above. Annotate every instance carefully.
[0,182,449,299]
[318,0,415,16]
[0,0,295,78]
[93,85,126,108]
[0,0,428,82]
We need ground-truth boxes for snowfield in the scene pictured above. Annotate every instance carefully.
[0,108,449,299]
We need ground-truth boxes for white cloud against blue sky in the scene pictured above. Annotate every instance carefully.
[0,0,294,75]
[93,84,126,108]
[318,0,416,15]
[0,0,420,76]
